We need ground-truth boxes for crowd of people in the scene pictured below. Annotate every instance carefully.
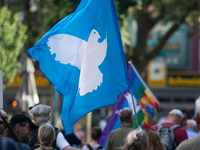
[0,98,200,150]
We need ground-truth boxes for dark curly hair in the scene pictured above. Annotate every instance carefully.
[91,126,102,140]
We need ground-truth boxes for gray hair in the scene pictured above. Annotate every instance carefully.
[124,129,149,150]
[34,116,50,126]
[196,97,200,116]
[187,119,197,129]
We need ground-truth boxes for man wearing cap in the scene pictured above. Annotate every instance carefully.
[29,104,79,150]
[4,114,38,150]
[176,98,200,150]
[151,109,188,148]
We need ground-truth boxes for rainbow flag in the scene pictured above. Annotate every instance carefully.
[129,61,159,128]
[98,61,159,147]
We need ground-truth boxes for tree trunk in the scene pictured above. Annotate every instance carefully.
[130,1,199,74]
[131,10,152,73]
[0,0,5,7]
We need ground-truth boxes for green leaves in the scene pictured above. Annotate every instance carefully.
[0,6,27,89]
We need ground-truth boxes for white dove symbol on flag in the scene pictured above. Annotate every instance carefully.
[47,29,107,96]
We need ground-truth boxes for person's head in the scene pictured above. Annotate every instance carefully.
[124,129,149,150]
[0,110,9,122]
[91,126,102,141]
[145,129,165,150]
[38,124,55,150]
[119,108,133,126]
[186,119,197,130]
[7,114,38,144]
[30,104,51,126]
[182,117,187,129]
[0,110,8,136]
[195,97,200,128]
[167,109,183,125]
[0,121,6,136]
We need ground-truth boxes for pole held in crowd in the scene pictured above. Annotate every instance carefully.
[130,88,139,128]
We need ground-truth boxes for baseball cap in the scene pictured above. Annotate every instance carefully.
[169,109,183,118]
[10,114,38,130]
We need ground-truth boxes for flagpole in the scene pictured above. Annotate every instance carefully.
[86,112,92,143]
[130,88,139,129]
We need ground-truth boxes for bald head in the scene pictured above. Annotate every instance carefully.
[195,98,200,128]
[196,97,200,116]
[0,110,8,122]
[167,114,182,125]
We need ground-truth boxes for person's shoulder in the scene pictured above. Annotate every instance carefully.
[109,126,133,137]
[174,126,186,132]
[81,144,89,150]
[162,122,174,126]
[31,129,38,137]
[107,129,119,138]
[20,143,31,150]
[110,128,118,133]
[176,135,200,150]
[110,127,124,133]
[0,137,19,150]
[151,124,158,131]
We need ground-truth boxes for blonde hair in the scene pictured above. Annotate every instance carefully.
[38,124,55,150]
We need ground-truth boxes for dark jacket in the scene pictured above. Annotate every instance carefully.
[28,127,59,150]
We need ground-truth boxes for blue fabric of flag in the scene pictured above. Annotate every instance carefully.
[27,0,130,134]
[98,90,130,147]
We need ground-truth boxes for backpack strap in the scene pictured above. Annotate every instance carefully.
[86,144,94,150]
[157,123,180,132]
[169,124,180,149]
[169,124,180,131]
[52,126,60,149]
[157,123,163,133]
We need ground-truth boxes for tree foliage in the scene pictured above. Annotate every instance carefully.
[2,0,200,84]
[37,0,200,74]
[120,0,200,73]
[0,6,27,89]
[7,0,46,52]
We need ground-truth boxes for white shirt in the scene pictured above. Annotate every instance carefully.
[56,131,70,149]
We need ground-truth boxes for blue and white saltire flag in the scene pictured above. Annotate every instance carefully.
[27,0,130,134]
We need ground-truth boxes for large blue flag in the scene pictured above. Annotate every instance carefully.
[27,0,130,134]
